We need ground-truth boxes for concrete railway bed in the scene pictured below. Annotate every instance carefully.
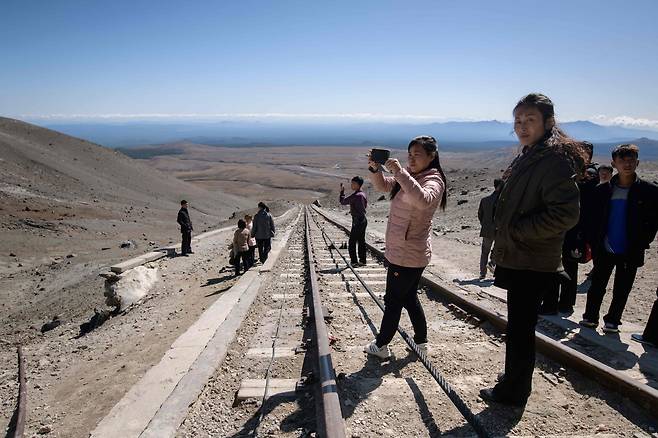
[178,207,657,437]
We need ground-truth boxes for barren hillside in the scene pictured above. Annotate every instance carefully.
[0,117,255,347]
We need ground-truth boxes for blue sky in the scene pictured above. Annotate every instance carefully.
[1,0,657,128]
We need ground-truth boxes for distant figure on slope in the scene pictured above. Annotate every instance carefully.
[244,214,257,267]
[177,200,193,256]
[480,93,587,407]
[363,136,447,360]
[477,178,503,280]
[251,201,275,263]
[339,176,368,266]
[232,219,252,276]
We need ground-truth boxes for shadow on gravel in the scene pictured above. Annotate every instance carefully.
[441,403,524,437]
[204,284,234,297]
[202,274,236,287]
[319,266,349,274]
[455,277,495,287]
[336,354,445,434]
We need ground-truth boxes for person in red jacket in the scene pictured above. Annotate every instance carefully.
[363,136,447,359]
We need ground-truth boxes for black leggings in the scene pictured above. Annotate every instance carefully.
[376,263,427,347]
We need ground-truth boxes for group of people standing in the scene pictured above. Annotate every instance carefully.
[176,200,276,276]
[177,91,657,409]
[339,92,658,409]
[230,202,276,276]
[469,94,658,406]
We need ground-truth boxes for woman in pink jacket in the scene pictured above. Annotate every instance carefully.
[364,135,447,359]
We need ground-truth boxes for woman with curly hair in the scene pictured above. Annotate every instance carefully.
[480,93,588,407]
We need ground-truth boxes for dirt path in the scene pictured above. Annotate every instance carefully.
[0,212,296,437]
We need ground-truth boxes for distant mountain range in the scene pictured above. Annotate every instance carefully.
[34,119,658,157]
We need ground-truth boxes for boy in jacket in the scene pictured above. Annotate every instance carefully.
[581,144,658,333]
[339,176,368,266]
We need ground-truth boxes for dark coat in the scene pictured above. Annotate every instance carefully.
[177,207,193,232]
[492,143,580,272]
[478,191,499,238]
[585,174,658,267]
[563,169,599,258]
[251,209,275,239]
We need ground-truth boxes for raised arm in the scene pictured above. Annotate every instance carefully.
[393,167,444,210]
[368,169,397,193]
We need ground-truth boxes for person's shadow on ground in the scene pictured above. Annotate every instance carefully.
[455,277,495,287]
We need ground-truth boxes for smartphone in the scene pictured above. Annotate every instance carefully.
[370,148,391,165]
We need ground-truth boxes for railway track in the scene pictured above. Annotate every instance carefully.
[179,205,657,437]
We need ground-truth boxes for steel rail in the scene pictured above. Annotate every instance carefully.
[309,209,490,438]
[304,207,347,438]
[10,345,27,438]
[311,204,658,418]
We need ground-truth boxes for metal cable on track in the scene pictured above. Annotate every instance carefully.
[304,207,347,438]
[308,210,491,438]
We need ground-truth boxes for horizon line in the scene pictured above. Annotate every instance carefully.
[5,112,658,131]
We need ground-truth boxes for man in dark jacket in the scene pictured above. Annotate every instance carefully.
[177,200,193,256]
[340,176,368,266]
[541,142,599,315]
[251,201,275,263]
[581,144,658,333]
[477,179,502,279]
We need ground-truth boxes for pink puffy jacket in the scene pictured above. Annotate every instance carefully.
[369,167,444,268]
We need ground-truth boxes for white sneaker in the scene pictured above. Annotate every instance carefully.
[363,341,391,359]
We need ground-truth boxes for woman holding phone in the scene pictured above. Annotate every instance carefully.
[364,136,447,359]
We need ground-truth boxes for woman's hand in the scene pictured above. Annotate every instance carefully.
[367,151,380,172]
[385,158,402,173]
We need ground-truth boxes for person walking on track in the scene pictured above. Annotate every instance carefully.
[177,200,193,256]
[251,201,275,263]
[363,135,447,359]
[480,93,587,407]
[339,176,368,266]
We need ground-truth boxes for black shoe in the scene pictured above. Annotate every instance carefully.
[479,388,527,407]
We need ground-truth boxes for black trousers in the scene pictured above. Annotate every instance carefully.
[583,251,638,325]
[256,238,272,263]
[642,288,658,344]
[234,250,251,275]
[181,230,192,254]
[248,245,256,266]
[349,216,367,264]
[542,256,578,312]
[376,263,427,347]
[493,267,552,402]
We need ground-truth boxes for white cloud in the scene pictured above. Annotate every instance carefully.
[589,115,658,131]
